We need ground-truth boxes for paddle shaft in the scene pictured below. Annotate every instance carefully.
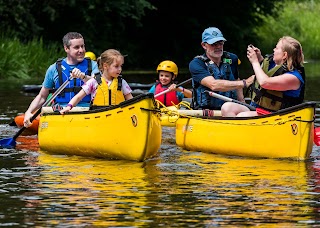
[178,109,221,117]
[154,78,192,98]
[12,76,74,140]
[205,91,256,111]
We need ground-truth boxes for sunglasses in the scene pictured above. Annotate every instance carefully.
[209,41,225,47]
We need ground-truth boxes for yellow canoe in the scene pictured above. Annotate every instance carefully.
[176,102,316,160]
[38,93,162,162]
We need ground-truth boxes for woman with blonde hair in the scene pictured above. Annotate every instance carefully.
[221,36,305,117]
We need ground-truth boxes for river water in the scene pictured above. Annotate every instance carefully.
[0,65,320,227]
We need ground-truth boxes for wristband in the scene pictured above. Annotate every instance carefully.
[67,103,73,110]
[242,79,247,89]
[81,74,86,80]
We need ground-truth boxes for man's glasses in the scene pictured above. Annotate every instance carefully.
[209,41,225,47]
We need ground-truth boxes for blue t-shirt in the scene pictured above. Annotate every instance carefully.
[268,61,304,97]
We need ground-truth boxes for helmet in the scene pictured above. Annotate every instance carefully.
[85,51,96,61]
[156,60,178,77]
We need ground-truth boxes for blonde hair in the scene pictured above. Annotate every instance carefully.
[97,49,124,72]
[279,36,304,71]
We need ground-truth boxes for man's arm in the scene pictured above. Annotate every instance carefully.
[23,87,50,127]
[200,76,246,92]
[236,79,245,102]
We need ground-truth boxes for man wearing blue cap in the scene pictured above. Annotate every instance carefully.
[189,27,254,110]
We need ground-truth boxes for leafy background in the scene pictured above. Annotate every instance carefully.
[0,0,319,80]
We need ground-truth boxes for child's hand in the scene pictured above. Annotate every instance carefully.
[60,105,72,115]
[168,84,177,91]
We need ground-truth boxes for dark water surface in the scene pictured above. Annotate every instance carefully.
[1,67,320,227]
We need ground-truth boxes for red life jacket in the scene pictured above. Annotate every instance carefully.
[155,83,179,106]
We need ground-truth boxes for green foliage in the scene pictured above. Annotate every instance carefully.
[0,0,278,71]
[0,36,64,80]
[0,0,43,40]
[1,0,319,82]
[254,0,320,60]
[0,0,155,45]
[128,0,279,69]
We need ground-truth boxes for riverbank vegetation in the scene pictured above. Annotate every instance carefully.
[254,0,319,61]
[0,36,64,80]
[0,0,319,81]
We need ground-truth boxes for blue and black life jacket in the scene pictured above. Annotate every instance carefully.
[192,52,238,109]
[53,57,92,104]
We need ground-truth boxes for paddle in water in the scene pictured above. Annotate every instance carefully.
[0,75,74,148]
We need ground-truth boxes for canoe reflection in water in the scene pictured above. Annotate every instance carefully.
[19,147,316,227]
[2,123,320,226]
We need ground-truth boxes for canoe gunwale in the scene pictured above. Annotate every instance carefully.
[187,101,317,121]
[42,93,158,116]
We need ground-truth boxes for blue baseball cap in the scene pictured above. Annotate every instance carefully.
[202,27,227,44]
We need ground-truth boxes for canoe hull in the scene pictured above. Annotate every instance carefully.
[38,94,162,161]
[176,102,316,160]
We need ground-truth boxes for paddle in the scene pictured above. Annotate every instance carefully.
[0,75,74,148]
[8,120,17,127]
[154,78,192,98]
[204,90,256,111]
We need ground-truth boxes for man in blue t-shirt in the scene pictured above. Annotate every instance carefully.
[23,32,99,127]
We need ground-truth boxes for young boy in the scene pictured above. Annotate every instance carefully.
[149,60,192,106]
